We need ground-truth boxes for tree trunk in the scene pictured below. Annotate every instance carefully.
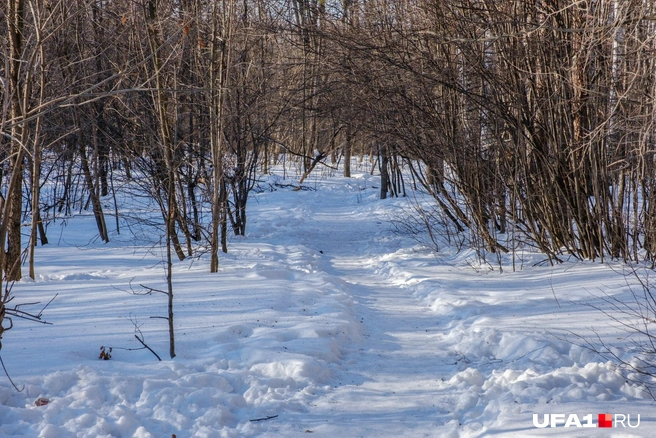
[379,144,389,200]
[343,125,352,178]
[79,142,109,243]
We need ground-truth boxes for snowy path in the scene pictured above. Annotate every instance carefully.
[309,224,448,434]
[256,189,465,436]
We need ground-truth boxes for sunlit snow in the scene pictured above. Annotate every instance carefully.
[0,164,654,437]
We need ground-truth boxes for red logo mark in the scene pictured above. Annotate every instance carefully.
[598,413,613,428]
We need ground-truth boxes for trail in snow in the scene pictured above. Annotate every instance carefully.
[259,197,452,436]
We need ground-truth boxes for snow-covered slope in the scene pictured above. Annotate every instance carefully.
[0,167,653,437]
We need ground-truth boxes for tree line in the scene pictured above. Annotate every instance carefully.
[2,0,656,287]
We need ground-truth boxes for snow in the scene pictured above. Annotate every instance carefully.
[1,164,655,437]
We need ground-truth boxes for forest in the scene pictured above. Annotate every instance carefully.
[3,2,656,434]
[3,0,656,279]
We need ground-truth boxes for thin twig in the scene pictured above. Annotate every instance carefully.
[37,293,58,318]
[130,316,162,361]
[250,415,278,422]
[138,284,168,295]
[134,335,162,361]
[105,345,146,352]
[5,307,52,325]
[0,354,24,392]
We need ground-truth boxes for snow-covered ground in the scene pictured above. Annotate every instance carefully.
[1,165,654,437]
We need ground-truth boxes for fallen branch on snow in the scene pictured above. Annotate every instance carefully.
[249,415,279,422]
